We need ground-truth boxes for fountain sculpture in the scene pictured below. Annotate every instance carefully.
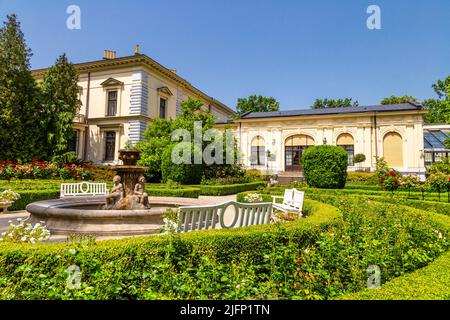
[26,149,199,236]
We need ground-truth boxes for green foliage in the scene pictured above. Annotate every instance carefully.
[311,98,359,109]
[380,95,417,105]
[199,181,266,196]
[8,190,60,211]
[353,153,366,164]
[378,169,402,192]
[375,157,389,179]
[145,186,201,198]
[0,199,339,300]
[161,143,203,185]
[0,15,46,162]
[346,172,377,184]
[244,169,264,181]
[423,76,450,124]
[428,156,450,175]
[302,145,348,189]
[137,118,174,181]
[40,54,80,157]
[235,95,280,117]
[427,173,450,192]
[51,152,80,168]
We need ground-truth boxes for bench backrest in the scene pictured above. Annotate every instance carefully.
[60,182,108,198]
[292,190,305,211]
[283,189,295,205]
[177,201,273,233]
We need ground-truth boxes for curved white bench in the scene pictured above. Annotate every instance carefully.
[60,182,109,198]
[177,201,273,233]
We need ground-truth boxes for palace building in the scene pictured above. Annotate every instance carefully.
[32,49,234,164]
[33,50,436,180]
[218,101,428,180]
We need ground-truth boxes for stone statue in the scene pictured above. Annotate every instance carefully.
[105,175,124,209]
[134,175,150,208]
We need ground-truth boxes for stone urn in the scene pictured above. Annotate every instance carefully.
[118,149,141,166]
[0,200,13,213]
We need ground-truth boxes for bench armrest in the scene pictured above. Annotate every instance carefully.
[272,196,283,204]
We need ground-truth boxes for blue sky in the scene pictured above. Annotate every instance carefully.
[0,0,449,110]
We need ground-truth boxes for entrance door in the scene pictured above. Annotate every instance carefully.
[105,131,116,162]
[285,146,308,172]
[284,135,315,173]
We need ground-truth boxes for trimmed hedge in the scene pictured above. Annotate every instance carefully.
[146,187,201,198]
[0,199,340,299]
[199,181,266,196]
[340,250,450,300]
[9,190,60,211]
[302,145,348,189]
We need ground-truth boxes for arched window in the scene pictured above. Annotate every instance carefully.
[383,132,404,167]
[285,135,315,172]
[251,136,266,166]
[336,133,355,166]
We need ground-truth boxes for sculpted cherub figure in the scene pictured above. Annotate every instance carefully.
[134,175,149,208]
[106,175,124,208]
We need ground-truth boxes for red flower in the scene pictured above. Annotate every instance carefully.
[380,178,385,183]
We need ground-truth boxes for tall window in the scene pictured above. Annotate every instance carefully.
[337,133,355,166]
[67,130,79,154]
[105,131,116,162]
[251,136,266,166]
[160,98,167,119]
[107,91,118,116]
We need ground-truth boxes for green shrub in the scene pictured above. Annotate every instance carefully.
[302,145,348,189]
[199,182,266,196]
[146,187,201,198]
[161,143,203,185]
[244,169,264,182]
[346,172,377,185]
[0,199,339,300]
[90,165,117,182]
[428,157,450,175]
[340,250,450,300]
[9,190,60,211]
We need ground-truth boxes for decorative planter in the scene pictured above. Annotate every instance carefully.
[0,201,13,213]
[118,149,141,166]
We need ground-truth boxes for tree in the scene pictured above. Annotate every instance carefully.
[0,14,46,162]
[137,98,216,182]
[380,95,417,105]
[41,54,80,158]
[235,95,280,117]
[423,76,450,124]
[311,98,359,109]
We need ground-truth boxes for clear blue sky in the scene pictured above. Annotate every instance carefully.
[1,0,449,110]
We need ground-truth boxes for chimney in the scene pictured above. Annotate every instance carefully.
[103,50,117,60]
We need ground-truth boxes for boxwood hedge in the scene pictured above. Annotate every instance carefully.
[199,181,266,196]
[0,199,340,300]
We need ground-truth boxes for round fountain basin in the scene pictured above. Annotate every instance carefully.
[26,196,200,236]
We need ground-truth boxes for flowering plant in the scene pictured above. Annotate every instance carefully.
[160,209,180,235]
[0,189,20,203]
[244,193,263,203]
[0,218,50,244]
[379,169,403,192]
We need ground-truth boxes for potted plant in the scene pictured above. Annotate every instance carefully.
[119,140,141,166]
[0,189,20,213]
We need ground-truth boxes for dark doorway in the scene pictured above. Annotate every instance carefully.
[285,146,309,172]
[105,131,116,161]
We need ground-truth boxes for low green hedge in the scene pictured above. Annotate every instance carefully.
[340,250,450,300]
[146,187,201,198]
[0,199,340,299]
[199,181,266,196]
[9,190,60,211]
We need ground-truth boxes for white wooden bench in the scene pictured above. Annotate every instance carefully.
[177,201,273,233]
[60,182,109,198]
[272,188,304,216]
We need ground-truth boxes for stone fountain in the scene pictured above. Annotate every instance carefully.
[25,149,200,236]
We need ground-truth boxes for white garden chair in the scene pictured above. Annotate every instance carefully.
[272,188,304,216]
